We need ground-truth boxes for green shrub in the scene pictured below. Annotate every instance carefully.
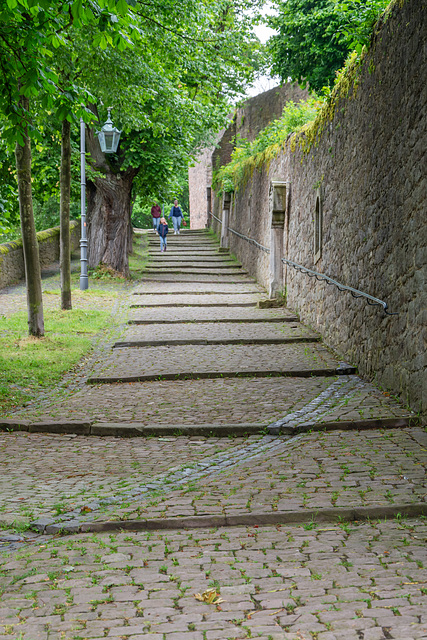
[213,98,322,194]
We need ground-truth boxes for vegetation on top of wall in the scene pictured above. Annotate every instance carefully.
[292,0,405,153]
[212,98,322,194]
[213,0,405,192]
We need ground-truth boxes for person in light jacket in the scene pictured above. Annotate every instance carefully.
[169,199,184,234]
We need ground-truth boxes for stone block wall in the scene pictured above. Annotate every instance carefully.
[0,221,80,290]
[190,84,308,229]
[189,145,215,230]
[213,0,426,417]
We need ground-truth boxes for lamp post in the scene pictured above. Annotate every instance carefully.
[80,117,88,290]
[80,108,121,290]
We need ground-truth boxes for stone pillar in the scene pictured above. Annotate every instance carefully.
[269,181,288,299]
[220,192,231,249]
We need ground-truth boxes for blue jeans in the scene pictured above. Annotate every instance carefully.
[171,216,182,233]
[160,236,167,251]
[152,217,160,231]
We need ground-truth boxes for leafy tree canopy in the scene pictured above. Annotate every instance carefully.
[267,0,389,92]
[0,0,265,235]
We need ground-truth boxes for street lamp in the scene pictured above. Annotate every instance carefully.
[80,109,121,290]
[97,107,121,154]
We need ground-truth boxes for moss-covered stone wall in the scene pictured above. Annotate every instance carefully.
[213,0,426,416]
[0,221,80,290]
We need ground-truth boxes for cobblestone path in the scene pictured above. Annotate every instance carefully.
[0,230,426,640]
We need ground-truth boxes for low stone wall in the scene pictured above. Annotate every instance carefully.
[0,220,80,290]
[213,0,426,417]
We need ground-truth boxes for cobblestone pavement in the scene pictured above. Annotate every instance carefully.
[91,343,346,382]
[119,321,319,344]
[1,230,425,639]
[141,274,256,283]
[1,520,427,640]
[132,283,263,294]
[10,375,336,425]
[128,307,297,324]
[130,294,261,306]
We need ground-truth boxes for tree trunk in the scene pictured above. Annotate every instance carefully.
[15,95,44,337]
[86,170,136,276]
[60,118,72,310]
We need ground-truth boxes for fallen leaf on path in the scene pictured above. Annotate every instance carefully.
[194,588,224,605]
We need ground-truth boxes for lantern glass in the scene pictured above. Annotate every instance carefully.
[97,109,121,154]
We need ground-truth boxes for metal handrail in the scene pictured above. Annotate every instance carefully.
[210,212,222,224]
[228,227,270,254]
[283,259,397,315]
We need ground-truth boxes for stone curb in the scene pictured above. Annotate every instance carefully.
[43,502,427,535]
[129,302,258,308]
[283,416,420,434]
[87,366,357,384]
[141,279,256,284]
[146,264,243,270]
[113,336,320,348]
[129,316,299,325]
[143,270,248,275]
[0,415,417,437]
[132,291,260,295]
[89,422,268,437]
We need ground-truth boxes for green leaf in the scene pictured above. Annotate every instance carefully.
[116,0,129,17]
[70,0,83,21]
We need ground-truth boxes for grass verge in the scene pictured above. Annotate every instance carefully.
[0,307,113,414]
[0,232,149,414]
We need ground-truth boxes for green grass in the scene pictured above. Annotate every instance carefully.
[0,233,149,414]
[0,307,112,413]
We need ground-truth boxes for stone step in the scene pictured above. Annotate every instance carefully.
[145,262,242,269]
[88,342,355,384]
[132,288,262,295]
[142,276,256,283]
[114,336,320,348]
[118,321,317,346]
[147,247,222,252]
[143,268,248,275]
[147,239,217,245]
[129,307,297,323]
[148,256,236,263]
[129,294,261,307]
[8,375,416,432]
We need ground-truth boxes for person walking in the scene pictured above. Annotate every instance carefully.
[158,217,168,252]
[169,199,184,234]
[151,202,162,233]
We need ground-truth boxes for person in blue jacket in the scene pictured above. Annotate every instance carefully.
[158,217,168,252]
[169,199,184,234]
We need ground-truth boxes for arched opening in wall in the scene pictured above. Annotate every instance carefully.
[314,187,322,264]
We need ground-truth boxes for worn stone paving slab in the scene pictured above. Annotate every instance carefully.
[119,322,319,345]
[1,520,427,640]
[89,343,347,382]
[129,294,262,307]
[129,307,297,324]
[7,376,337,429]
